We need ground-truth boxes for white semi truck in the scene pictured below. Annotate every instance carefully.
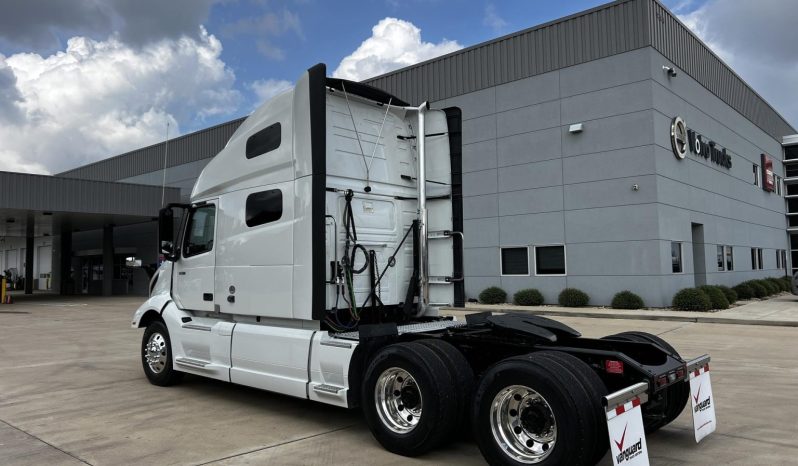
[132,64,711,465]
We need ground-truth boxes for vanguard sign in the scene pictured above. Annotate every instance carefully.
[670,117,732,169]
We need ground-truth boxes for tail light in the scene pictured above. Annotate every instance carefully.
[605,360,624,374]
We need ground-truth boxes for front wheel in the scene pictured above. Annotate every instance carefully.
[141,320,183,386]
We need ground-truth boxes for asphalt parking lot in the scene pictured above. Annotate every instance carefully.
[1,295,797,465]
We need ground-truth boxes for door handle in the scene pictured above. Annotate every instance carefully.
[203,293,213,302]
[178,271,186,275]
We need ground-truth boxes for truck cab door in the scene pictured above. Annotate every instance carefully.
[173,201,217,312]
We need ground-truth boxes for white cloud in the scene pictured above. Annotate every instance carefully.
[677,0,798,129]
[333,17,462,81]
[0,27,241,174]
[249,78,293,108]
[484,4,507,33]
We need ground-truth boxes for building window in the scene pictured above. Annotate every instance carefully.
[725,246,734,271]
[501,247,529,275]
[671,242,683,273]
[753,164,761,186]
[783,250,789,270]
[246,122,281,159]
[245,189,283,227]
[751,247,763,270]
[775,175,783,196]
[535,245,566,275]
[716,245,725,271]
[183,205,216,257]
[777,250,782,269]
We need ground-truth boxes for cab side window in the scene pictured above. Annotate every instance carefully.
[183,205,216,257]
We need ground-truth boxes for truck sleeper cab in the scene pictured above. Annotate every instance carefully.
[133,64,710,466]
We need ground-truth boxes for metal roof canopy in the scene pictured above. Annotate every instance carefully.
[0,171,180,237]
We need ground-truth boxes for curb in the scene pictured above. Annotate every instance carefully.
[446,307,798,328]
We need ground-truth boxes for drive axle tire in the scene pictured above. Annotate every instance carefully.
[415,339,475,440]
[535,351,609,465]
[473,354,598,466]
[361,342,458,456]
[141,320,184,386]
[603,331,689,433]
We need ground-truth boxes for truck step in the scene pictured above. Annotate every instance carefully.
[312,384,344,395]
[174,357,209,369]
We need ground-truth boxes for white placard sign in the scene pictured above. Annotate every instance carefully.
[689,363,716,443]
[606,397,650,466]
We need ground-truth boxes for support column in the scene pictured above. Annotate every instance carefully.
[24,217,34,295]
[102,225,114,296]
[55,228,73,295]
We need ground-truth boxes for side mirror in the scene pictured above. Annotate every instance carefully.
[159,207,177,261]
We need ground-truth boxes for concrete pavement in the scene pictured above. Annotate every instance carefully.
[1,295,797,465]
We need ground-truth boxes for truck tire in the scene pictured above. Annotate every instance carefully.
[535,351,609,465]
[361,342,458,456]
[415,339,475,440]
[473,353,598,466]
[603,331,689,433]
[141,320,184,386]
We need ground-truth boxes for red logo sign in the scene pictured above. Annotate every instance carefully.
[614,423,628,452]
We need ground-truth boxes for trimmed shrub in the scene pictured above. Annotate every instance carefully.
[611,290,645,309]
[716,285,737,304]
[766,277,784,294]
[513,288,544,306]
[558,288,590,307]
[745,280,768,299]
[672,288,711,311]
[756,279,778,296]
[479,286,507,304]
[733,283,754,300]
[698,285,730,310]
[780,276,793,292]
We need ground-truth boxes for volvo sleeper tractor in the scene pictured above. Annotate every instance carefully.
[132,64,712,465]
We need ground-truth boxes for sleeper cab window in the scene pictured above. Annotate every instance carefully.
[184,205,216,257]
[246,122,281,159]
[246,189,283,227]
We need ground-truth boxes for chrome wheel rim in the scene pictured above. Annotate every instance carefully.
[374,367,422,434]
[144,332,168,374]
[490,385,557,464]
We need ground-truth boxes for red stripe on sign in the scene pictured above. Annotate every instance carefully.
[704,364,709,372]
[616,405,625,415]
[632,397,640,408]
[694,369,700,377]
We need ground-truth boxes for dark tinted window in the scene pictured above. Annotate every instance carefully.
[501,247,528,275]
[671,242,682,273]
[536,246,566,275]
[246,189,282,227]
[246,123,281,159]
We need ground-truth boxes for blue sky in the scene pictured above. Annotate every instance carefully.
[2,0,795,174]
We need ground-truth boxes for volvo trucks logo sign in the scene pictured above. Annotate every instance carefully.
[671,117,688,159]
[670,117,732,169]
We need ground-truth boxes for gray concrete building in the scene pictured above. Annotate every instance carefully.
[4,0,794,306]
